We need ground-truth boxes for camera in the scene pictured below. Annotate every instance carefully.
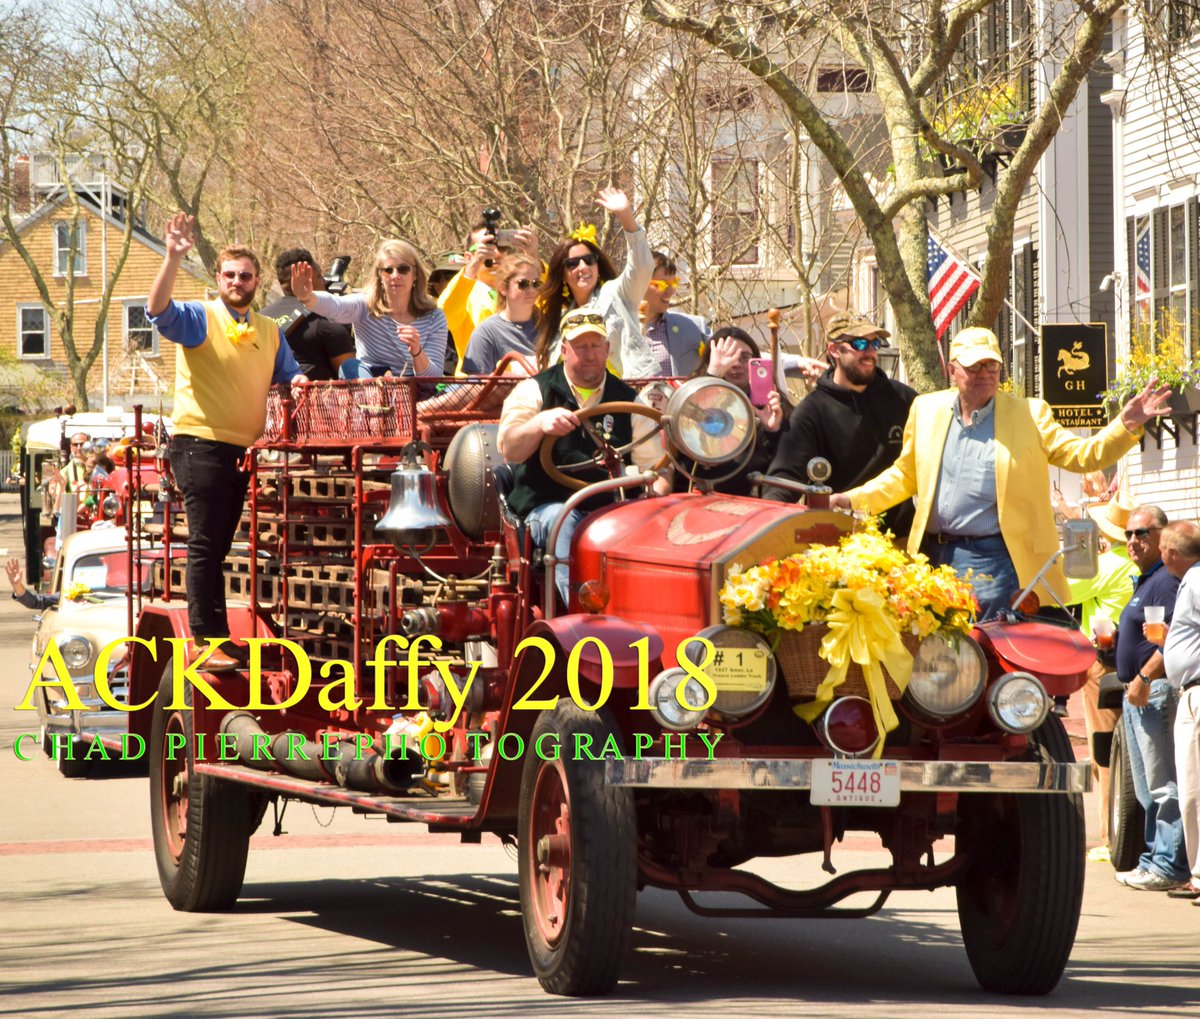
[324,255,351,296]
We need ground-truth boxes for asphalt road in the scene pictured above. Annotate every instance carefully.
[0,493,1197,1018]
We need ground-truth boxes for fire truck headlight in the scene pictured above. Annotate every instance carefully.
[905,631,986,719]
[664,378,755,465]
[648,668,709,731]
[988,672,1050,734]
[683,625,776,723]
[58,635,94,671]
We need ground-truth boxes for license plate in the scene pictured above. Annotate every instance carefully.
[810,758,900,807]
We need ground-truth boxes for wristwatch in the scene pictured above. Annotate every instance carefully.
[1138,671,1150,684]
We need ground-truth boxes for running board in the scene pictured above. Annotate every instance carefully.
[193,762,485,830]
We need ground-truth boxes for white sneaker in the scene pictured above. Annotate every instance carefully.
[1122,869,1185,892]
[1115,867,1150,887]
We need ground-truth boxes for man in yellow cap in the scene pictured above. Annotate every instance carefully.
[831,326,1170,618]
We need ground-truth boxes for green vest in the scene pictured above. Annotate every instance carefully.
[508,363,636,519]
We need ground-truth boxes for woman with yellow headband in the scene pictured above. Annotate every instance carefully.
[535,187,656,377]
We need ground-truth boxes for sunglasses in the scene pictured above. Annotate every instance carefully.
[648,277,679,293]
[566,312,605,327]
[379,264,413,276]
[513,278,541,291]
[564,254,598,270]
[71,442,84,449]
[220,270,256,283]
[1124,527,1161,540]
[838,337,886,351]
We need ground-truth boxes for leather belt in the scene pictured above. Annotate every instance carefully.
[928,533,1001,544]
[1183,678,1200,692]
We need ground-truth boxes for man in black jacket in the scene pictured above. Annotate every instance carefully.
[262,249,355,381]
[764,310,917,537]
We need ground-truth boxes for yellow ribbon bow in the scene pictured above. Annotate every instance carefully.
[569,221,597,246]
[793,586,914,758]
[225,319,256,345]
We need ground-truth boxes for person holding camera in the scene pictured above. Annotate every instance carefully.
[462,252,543,375]
[536,187,657,379]
[438,217,540,368]
[291,239,447,379]
[261,248,354,381]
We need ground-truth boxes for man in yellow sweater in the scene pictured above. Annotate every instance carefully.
[832,327,1169,618]
[148,212,306,670]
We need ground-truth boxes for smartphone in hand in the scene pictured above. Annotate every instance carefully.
[748,358,775,407]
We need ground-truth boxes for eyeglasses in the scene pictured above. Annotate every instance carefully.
[1124,527,1161,540]
[513,278,541,291]
[958,360,1002,375]
[564,254,598,270]
[220,270,256,283]
[565,312,605,327]
[648,277,679,293]
[837,337,886,351]
[379,264,413,276]
[70,442,84,449]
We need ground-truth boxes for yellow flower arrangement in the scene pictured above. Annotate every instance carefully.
[65,580,93,602]
[720,519,977,639]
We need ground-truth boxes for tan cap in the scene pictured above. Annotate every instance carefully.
[560,308,608,344]
[949,327,1003,367]
[1088,491,1136,545]
[826,310,890,343]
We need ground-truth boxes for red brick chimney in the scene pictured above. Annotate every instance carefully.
[12,155,30,213]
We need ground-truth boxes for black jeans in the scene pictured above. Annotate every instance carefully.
[171,435,250,640]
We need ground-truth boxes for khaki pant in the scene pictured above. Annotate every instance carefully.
[1175,686,1200,885]
[1081,659,1120,842]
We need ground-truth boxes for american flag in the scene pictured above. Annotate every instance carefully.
[927,234,981,338]
[1134,218,1152,306]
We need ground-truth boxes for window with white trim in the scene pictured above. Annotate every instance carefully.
[53,220,86,276]
[710,158,760,266]
[123,301,158,356]
[18,305,49,358]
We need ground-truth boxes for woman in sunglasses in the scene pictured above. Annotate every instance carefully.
[292,239,447,379]
[462,252,543,375]
[536,187,656,378]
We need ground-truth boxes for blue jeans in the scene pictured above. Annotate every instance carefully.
[338,359,392,379]
[525,503,585,607]
[924,534,1019,621]
[1125,680,1188,881]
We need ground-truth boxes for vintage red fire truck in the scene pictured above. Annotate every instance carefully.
[118,373,1096,997]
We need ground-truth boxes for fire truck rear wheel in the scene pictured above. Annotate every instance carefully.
[149,663,257,911]
[1106,719,1145,873]
[955,713,1085,994]
[518,701,636,996]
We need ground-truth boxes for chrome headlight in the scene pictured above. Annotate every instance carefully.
[58,634,94,671]
[648,668,710,731]
[683,625,776,723]
[664,378,754,465]
[906,631,986,719]
[988,672,1050,734]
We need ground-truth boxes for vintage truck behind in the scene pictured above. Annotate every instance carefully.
[116,375,1093,996]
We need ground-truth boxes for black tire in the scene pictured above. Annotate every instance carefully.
[54,736,93,778]
[517,702,636,996]
[1107,718,1146,873]
[149,662,258,911]
[956,714,1085,994]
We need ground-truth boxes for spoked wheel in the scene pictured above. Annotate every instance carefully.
[956,714,1085,994]
[518,702,636,996]
[538,401,665,490]
[1107,718,1145,872]
[149,661,259,911]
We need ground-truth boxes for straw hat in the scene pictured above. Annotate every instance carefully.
[1088,490,1136,545]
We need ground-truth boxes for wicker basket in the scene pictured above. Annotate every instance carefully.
[775,625,915,701]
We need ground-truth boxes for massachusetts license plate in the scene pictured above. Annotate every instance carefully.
[810,759,901,807]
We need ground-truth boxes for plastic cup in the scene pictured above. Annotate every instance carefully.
[1093,616,1115,650]
[1144,605,1166,644]
[1145,605,1165,624]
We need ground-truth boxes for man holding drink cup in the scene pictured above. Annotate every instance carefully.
[1113,505,1188,891]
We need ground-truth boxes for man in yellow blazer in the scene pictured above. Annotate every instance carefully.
[831,327,1170,618]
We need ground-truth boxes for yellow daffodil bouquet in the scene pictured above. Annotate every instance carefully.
[65,580,99,603]
[720,519,977,639]
[719,520,978,755]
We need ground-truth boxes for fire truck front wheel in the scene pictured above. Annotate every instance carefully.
[518,702,636,996]
[149,665,258,911]
[955,714,1085,994]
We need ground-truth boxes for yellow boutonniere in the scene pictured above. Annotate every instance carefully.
[225,319,256,345]
[568,222,597,246]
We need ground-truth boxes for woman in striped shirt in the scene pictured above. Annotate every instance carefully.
[291,239,447,378]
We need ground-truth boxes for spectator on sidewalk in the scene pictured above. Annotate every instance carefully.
[5,557,56,611]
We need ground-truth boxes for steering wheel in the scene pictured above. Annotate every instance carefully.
[538,401,666,491]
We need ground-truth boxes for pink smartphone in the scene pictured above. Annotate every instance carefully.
[748,358,774,406]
